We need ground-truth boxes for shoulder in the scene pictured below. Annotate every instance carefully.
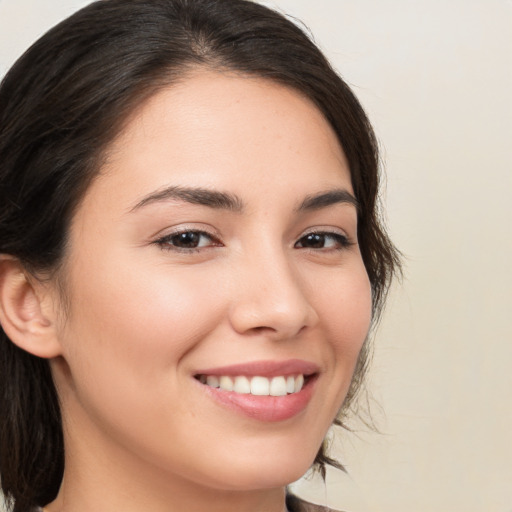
[286,493,346,512]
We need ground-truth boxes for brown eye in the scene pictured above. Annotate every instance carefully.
[299,233,326,249]
[295,232,350,250]
[156,230,219,251]
[170,231,203,248]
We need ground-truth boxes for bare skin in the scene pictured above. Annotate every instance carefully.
[10,70,371,512]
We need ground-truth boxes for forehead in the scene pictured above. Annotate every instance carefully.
[84,70,352,214]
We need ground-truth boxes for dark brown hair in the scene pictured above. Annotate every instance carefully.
[0,1,400,510]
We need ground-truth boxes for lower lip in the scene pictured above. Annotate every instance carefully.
[198,377,316,422]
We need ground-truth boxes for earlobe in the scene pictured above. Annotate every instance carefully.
[0,255,62,358]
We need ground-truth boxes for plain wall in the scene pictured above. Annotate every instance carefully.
[1,1,511,511]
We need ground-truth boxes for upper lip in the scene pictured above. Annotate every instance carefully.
[194,359,320,378]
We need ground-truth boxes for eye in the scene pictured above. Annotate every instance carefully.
[294,231,351,250]
[155,230,220,251]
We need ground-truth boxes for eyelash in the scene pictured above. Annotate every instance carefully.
[155,229,221,253]
[294,231,353,251]
[154,229,353,253]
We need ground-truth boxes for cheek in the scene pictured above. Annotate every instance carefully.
[58,254,226,410]
[338,276,372,355]
[314,262,372,353]
[72,257,221,348]
[55,257,228,460]
[311,260,372,409]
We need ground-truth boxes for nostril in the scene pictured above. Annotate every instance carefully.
[251,326,277,334]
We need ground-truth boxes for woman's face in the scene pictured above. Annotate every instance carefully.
[51,70,372,491]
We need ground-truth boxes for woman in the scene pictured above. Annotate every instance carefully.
[0,1,399,511]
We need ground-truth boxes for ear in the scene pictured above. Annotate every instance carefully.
[0,255,62,358]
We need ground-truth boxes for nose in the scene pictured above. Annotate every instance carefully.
[228,250,319,340]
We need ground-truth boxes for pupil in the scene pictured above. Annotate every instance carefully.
[174,232,200,247]
[305,233,324,248]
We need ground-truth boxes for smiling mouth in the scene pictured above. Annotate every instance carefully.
[194,373,315,396]
[193,361,319,421]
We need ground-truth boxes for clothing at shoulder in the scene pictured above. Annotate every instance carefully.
[287,493,345,512]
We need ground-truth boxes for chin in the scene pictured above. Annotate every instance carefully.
[196,444,318,491]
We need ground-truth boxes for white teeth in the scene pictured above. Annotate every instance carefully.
[251,376,270,395]
[219,376,234,391]
[201,374,307,396]
[233,376,251,394]
[286,375,295,394]
[270,376,287,396]
[294,374,304,393]
[206,375,219,388]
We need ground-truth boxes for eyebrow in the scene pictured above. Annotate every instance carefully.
[129,185,358,214]
[129,185,244,213]
[297,189,359,212]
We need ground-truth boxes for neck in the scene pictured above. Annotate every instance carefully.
[47,486,289,512]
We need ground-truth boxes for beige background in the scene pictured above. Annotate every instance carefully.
[1,1,511,511]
